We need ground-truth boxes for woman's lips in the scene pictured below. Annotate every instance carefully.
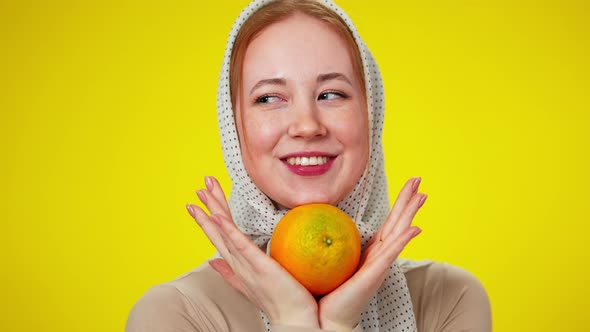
[281,156,336,176]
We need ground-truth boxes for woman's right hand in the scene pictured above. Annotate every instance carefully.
[186,176,319,328]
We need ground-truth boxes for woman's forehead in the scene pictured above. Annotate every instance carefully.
[241,14,356,88]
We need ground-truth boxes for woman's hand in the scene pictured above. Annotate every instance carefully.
[186,176,319,328]
[318,177,427,331]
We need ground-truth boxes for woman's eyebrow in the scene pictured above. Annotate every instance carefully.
[317,72,352,85]
[249,78,286,95]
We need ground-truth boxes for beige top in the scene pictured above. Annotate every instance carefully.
[126,260,491,332]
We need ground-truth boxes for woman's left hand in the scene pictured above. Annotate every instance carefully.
[318,177,427,331]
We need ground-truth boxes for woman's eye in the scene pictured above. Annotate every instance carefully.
[256,95,282,104]
[318,92,345,100]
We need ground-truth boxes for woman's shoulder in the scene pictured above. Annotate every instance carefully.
[399,259,492,332]
[126,261,260,332]
[399,258,487,292]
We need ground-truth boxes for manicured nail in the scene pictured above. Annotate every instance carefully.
[205,176,214,191]
[418,194,428,208]
[412,177,421,193]
[186,204,195,218]
[197,190,208,204]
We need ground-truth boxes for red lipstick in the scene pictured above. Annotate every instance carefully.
[280,152,337,176]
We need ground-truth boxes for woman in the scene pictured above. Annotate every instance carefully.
[126,0,491,331]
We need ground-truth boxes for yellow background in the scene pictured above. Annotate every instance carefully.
[1,0,588,331]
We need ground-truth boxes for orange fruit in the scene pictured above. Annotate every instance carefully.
[270,203,361,295]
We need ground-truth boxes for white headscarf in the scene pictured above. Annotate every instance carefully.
[216,1,418,331]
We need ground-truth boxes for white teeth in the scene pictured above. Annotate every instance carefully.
[285,156,331,166]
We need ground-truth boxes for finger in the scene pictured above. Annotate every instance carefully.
[377,226,421,264]
[198,177,257,272]
[205,176,232,215]
[337,228,415,296]
[197,188,232,221]
[359,239,383,266]
[390,193,427,239]
[204,216,271,301]
[187,204,233,263]
[365,229,381,248]
[197,176,231,218]
[380,177,421,240]
[194,186,243,267]
[208,214,255,274]
[197,188,225,217]
[363,225,421,267]
[213,213,276,275]
[208,258,248,295]
[357,228,422,285]
[196,209,264,283]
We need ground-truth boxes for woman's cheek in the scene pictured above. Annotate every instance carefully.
[332,112,367,143]
[244,115,283,153]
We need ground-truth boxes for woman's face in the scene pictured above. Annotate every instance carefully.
[235,13,369,209]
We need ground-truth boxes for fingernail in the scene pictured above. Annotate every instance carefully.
[205,176,214,191]
[418,194,428,208]
[197,190,208,204]
[186,204,195,218]
[412,177,421,193]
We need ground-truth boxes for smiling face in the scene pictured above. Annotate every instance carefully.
[235,13,369,209]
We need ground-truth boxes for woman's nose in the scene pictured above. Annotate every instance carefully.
[287,105,327,139]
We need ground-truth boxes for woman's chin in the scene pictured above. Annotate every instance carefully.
[272,192,339,210]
